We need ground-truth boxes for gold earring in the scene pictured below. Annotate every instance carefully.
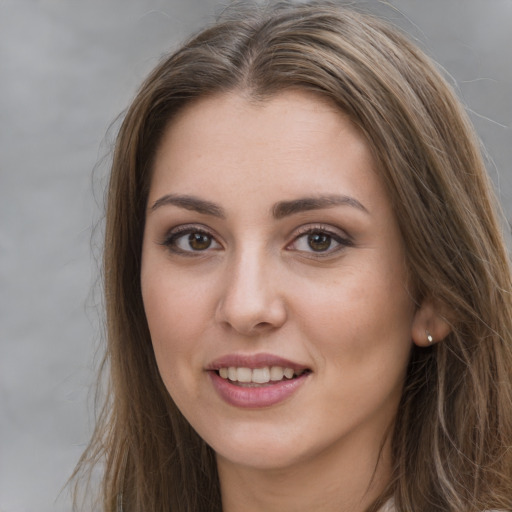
[426,331,434,344]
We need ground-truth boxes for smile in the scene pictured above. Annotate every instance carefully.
[217,366,309,385]
[207,354,311,408]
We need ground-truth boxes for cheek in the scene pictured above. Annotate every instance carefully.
[140,260,214,386]
[293,256,414,368]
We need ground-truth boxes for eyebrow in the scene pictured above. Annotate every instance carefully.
[150,194,226,218]
[272,194,369,219]
[149,193,368,219]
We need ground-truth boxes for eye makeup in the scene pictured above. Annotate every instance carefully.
[158,220,354,261]
[286,223,354,259]
[159,224,222,256]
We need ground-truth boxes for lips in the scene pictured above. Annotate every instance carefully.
[206,353,311,408]
[218,366,307,384]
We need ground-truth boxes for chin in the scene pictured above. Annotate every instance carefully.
[206,420,331,473]
[197,421,293,468]
[215,444,305,472]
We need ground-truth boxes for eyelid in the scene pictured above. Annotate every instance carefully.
[292,223,352,240]
[286,223,354,256]
[158,222,352,257]
[159,223,223,255]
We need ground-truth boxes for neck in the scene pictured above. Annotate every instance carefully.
[217,429,392,512]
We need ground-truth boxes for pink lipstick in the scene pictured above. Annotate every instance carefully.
[206,353,311,408]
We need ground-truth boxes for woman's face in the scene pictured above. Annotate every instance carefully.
[141,91,420,472]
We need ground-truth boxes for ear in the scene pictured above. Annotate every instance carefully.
[411,299,451,347]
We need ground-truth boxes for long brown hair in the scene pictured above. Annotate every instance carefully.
[73,2,512,511]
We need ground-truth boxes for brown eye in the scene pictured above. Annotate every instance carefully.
[162,227,221,254]
[307,232,332,252]
[188,232,212,250]
[287,226,353,257]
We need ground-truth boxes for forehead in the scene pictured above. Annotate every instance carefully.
[148,90,386,216]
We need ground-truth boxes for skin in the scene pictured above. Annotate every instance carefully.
[141,91,439,512]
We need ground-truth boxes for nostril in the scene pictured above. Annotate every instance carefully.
[214,285,287,335]
[255,321,272,329]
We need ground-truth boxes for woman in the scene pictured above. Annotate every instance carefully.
[73,1,512,511]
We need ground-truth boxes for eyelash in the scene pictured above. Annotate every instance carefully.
[286,224,354,258]
[160,224,221,256]
[160,223,353,257]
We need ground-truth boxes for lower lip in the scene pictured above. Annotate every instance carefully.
[208,371,309,408]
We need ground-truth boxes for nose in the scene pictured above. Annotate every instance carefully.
[215,249,287,336]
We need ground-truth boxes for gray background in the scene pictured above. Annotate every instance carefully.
[1,1,511,511]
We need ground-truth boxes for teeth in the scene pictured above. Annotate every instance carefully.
[237,367,252,383]
[269,366,284,381]
[283,367,294,379]
[252,367,270,383]
[228,367,237,381]
[218,366,303,384]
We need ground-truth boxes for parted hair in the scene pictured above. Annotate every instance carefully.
[73,2,512,511]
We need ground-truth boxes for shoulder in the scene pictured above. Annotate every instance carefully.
[381,499,505,512]
[379,499,395,512]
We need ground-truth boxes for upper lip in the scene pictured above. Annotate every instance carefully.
[206,353,310,372]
